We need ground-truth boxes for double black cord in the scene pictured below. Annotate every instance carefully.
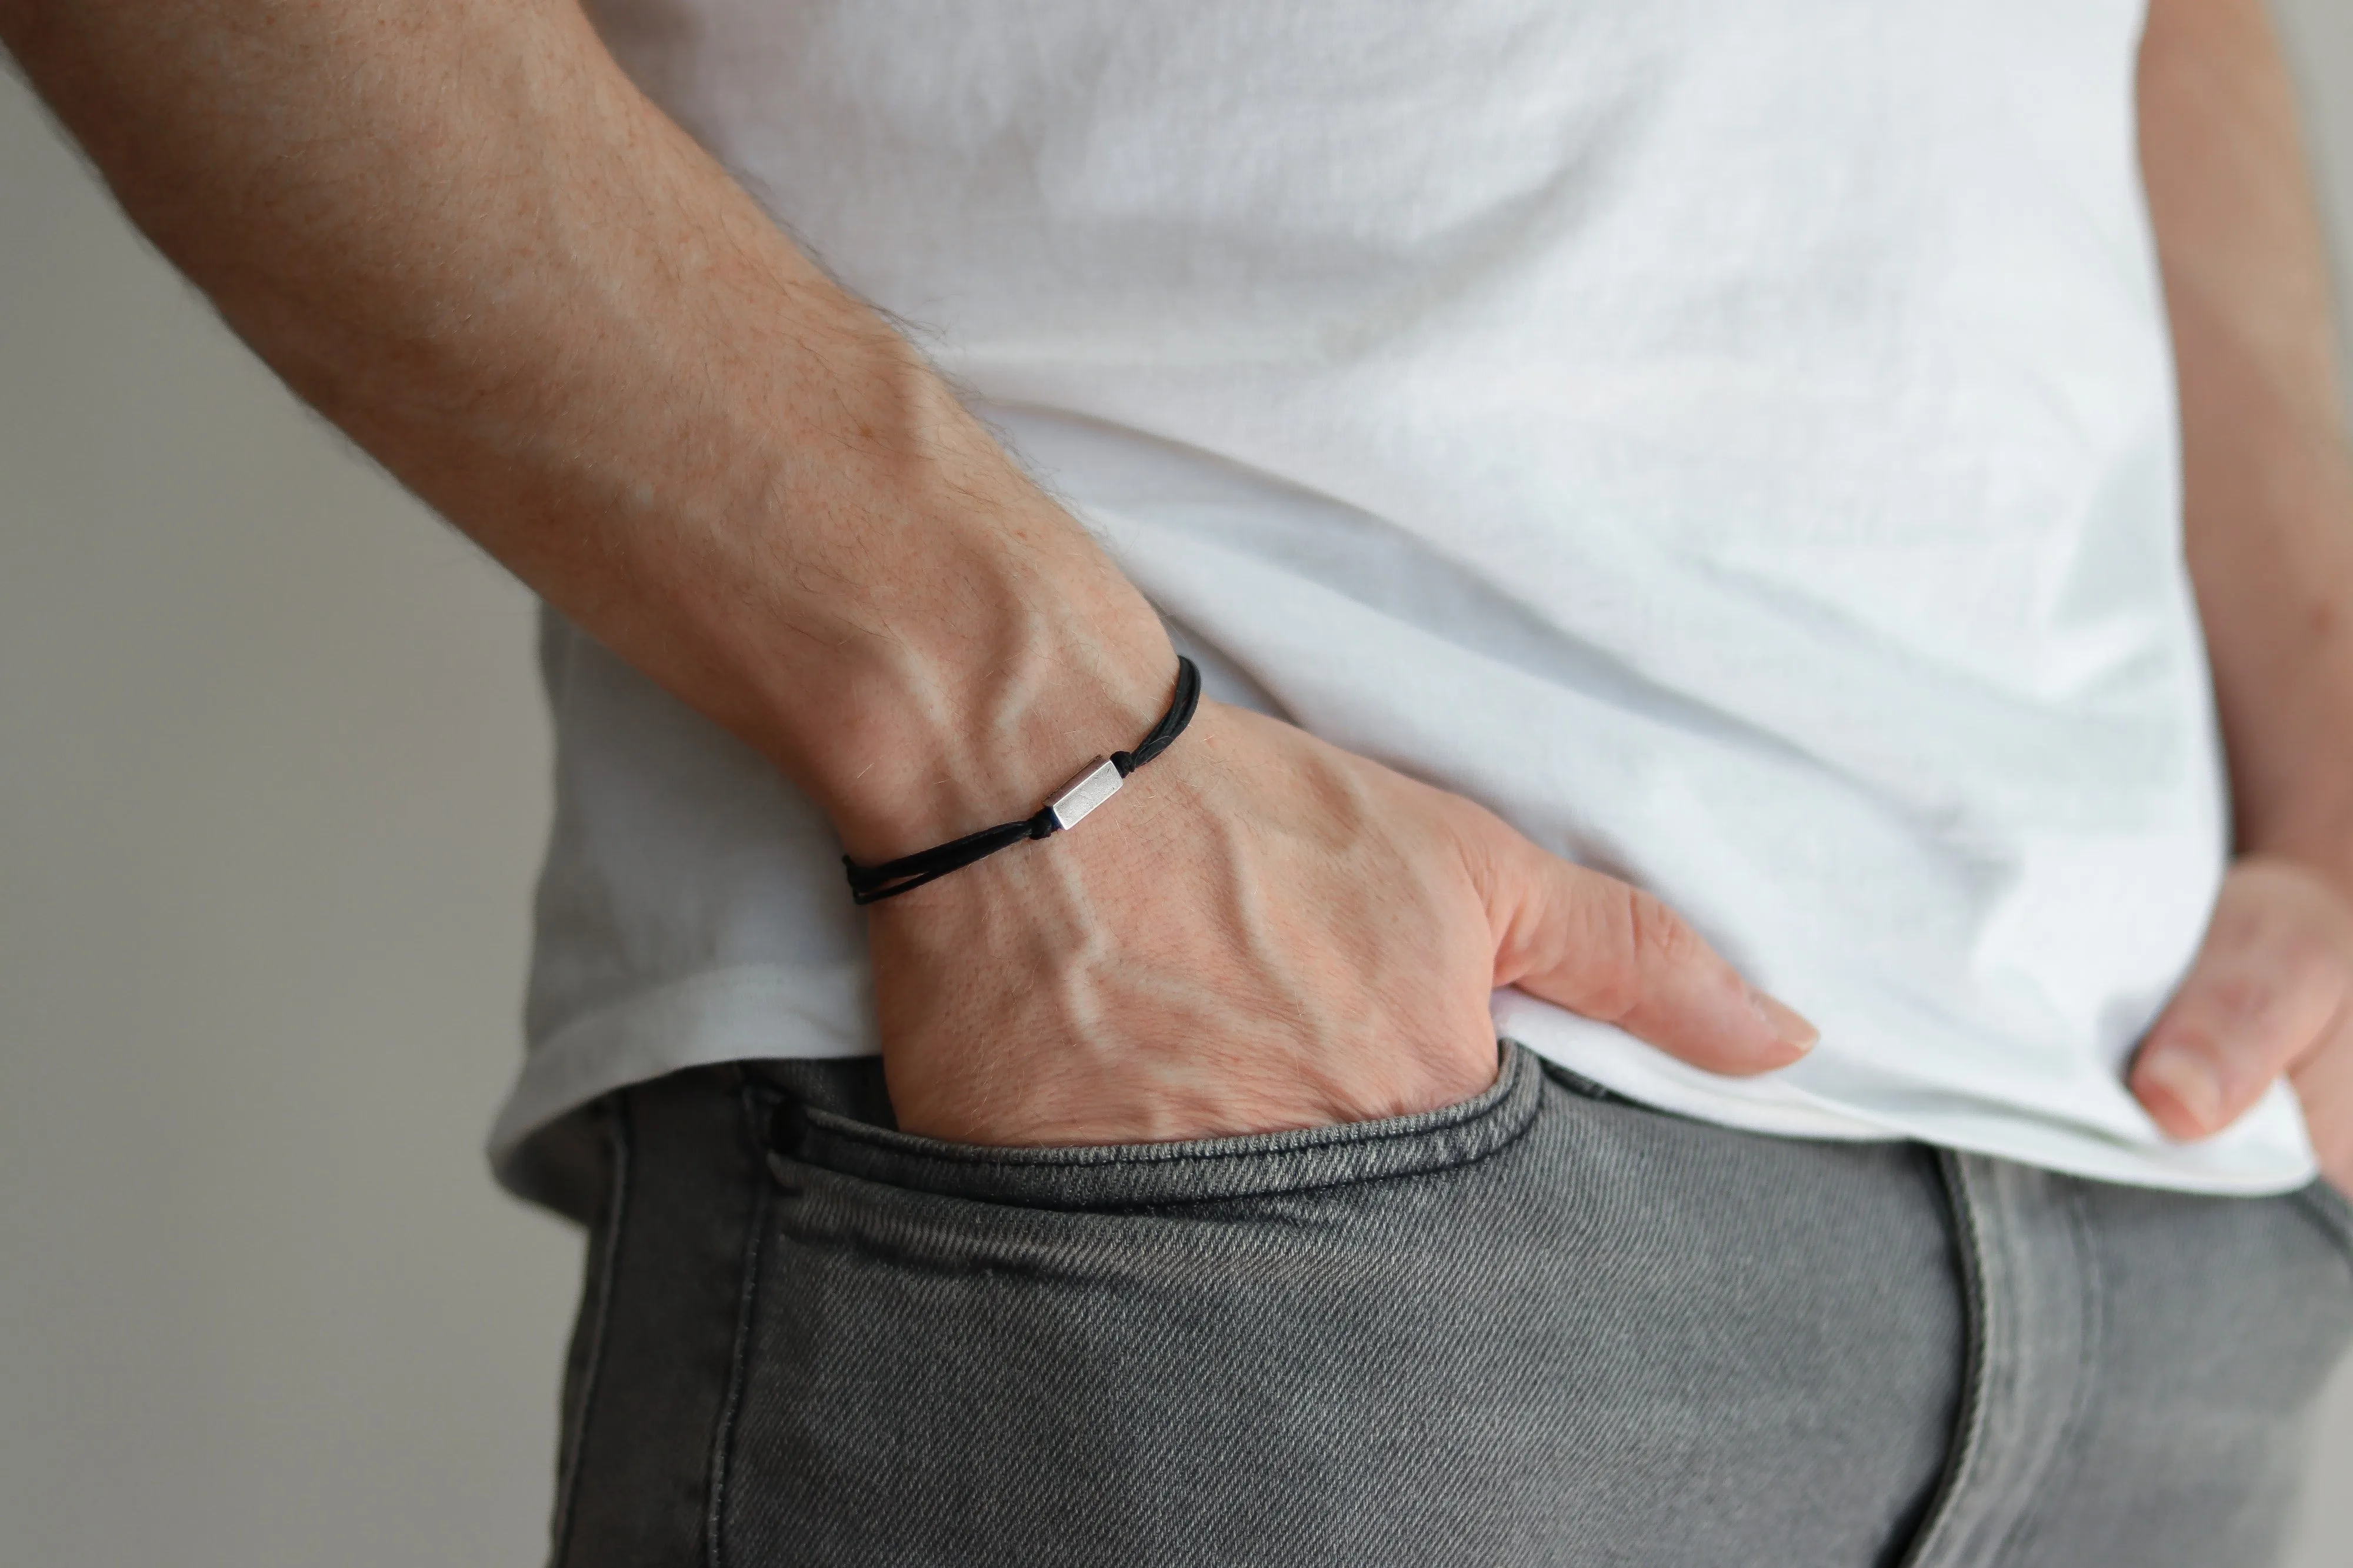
[842,656,1202,905]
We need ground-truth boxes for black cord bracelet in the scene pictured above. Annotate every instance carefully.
[842,656,1202,905]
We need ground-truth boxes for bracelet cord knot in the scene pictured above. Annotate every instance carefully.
[841,655,1201,905]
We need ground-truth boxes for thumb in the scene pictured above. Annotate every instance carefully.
[2129,861,2353,1141]
[1471,827,1816,1076]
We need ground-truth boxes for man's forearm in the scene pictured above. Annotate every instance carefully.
[0,0,1174,858]
[2143,0,2353,889]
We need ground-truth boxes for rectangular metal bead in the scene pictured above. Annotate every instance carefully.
[1046,756,1124,831]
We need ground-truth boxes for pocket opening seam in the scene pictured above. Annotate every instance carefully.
[795,1041,1527,1172]
[768,1110,1541,1218]
[771,1042,1543,1210]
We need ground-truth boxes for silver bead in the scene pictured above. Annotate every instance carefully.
[1046,756,1124,831]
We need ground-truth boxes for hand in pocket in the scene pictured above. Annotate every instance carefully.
[866,700,1815,1146]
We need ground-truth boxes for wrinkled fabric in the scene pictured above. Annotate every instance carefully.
[548,1049,2353,1567]
[497,0,2315,1198]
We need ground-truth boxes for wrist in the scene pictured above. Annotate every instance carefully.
[795,553,1180,868]
[662,342,1181,863]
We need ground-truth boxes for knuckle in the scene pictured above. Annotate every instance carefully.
[2149,1031,2228,1085]
[1579,883,1694,1023]
[1625,886,1705,971]
[2201,975,2272,1027]
[1558,885,1641,1022]
[1435,795,1515,893]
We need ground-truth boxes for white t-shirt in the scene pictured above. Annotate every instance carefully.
[492,0,2318,1196]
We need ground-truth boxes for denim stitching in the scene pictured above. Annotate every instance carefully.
[1985,1178,2105,1568]
[2288,1182,2353,1287]
[779,1099,1546,1223]
[550,1100,631,1568]
[1892,1149,1993,1568]
[705,1080,777,1568]
[1537,1065,1637,1105]
[799,1043,1529,1172]
[775,1045,1543,1209]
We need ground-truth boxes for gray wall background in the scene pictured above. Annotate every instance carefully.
[2,8,2350,1563]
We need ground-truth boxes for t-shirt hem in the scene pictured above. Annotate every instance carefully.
[490,965,2322,1210]
[488,962,877,1207]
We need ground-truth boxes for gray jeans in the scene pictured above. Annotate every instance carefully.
[546,1044,2353,1567]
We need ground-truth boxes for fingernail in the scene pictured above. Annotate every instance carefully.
[1749,989,1819,1055]
[2138,1045,2224,1133]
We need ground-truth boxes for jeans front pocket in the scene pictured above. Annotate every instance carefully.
[712,1038,1971,1568]
[766,1038,1542,1211]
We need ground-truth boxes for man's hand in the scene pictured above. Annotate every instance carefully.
[2140,0,2353,1194]
[871,697,1817,1146]
[0,1,1818,1153]
[2132,857,2353,1190]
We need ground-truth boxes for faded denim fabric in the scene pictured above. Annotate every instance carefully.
[548,1044,2353,1567]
